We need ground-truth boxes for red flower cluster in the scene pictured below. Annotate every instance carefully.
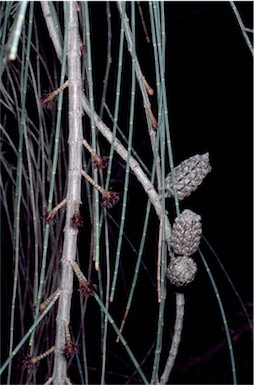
[23,356,38,368]
[71,212,83,228]
[63,342,79,359]
[93,155,108,170]
[79,280,97,297]
[40,92,54,110]
[102,190,119,209]
[43,210,56,225]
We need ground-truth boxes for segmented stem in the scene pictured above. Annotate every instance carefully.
[104,1,126,192]
[64,320,71,344]
[8,2,28,61]
[51,79,69,98]
[36,346,55,362]
[54,198,67,212]
[70,260,84,283]
[83,138,95,155]
[40,288,60,312]
[99,1,112,119]
[141,76,154,96]
[81,169,105,195]
[110,0,136,302]
[230,1,253,55]
[137,1,151,43]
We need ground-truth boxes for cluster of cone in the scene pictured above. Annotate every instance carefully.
[165,153,211,287]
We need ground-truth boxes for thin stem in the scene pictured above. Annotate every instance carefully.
[83,1,100,272]
[137,2,151,43]
[198,248,237,385]
[6,2,28,61]
[202,235,253,331]
[110,1,136,302]
[159,293,185,385]
[103,102,151,177]
[40,288,60,313]
[230,1,253,55]
[99,1,112,119]
[32,346,56,364]
[100,213,111,384]
[104,1,126,192]
[40,1,63,61]
[81,169,105,195]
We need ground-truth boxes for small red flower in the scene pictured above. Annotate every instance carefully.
[63,342,79,359]
[43,210,56,225]
[23,356,38,368]
[40,92,54,110]
[71,212,83,228]
[93,155,108,170]
[79,280,97,297]
[101,190,119,209]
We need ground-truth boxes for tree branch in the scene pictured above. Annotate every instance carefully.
[52,4,83,384]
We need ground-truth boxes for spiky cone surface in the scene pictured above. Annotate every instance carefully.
[165,153,212,200]
[166,256,197,287]
[171,209,202,257]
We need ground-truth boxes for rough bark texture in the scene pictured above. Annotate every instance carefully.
[52,4,83,384]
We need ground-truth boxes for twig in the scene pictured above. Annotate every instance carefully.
[81,169,119,209]
[40,1,63,61]
[40,288,60,312]
[230,1,253,55]
[137,2,151,43]
[159,293,185,385]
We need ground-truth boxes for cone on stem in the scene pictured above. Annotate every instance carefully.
[165,153,212,200]
[166,256,197,287]
[171,209,202,257]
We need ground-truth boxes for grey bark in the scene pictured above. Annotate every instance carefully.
[52,4,83,384]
